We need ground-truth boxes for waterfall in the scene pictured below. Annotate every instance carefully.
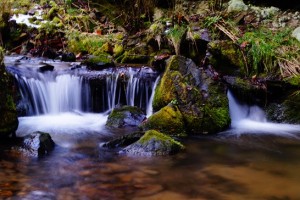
[16,73,90,115]
[146,76,160,117]
[227,90,300,137]
[5,56,159,136]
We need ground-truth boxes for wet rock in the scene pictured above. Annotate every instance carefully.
[38,63,54,72]
[61,52,76,62]
[0,48,18,137]
[153,56,230,134]
[21,131,55,157]
[106,106,146,128]
[266,91,300,123]
[141,104,186,137]
[208,40,246,76]
[121,130,184,156]
[85,55,115,70]
[101,131,144,148]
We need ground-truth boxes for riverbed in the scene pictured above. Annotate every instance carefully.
[1,132,300,199]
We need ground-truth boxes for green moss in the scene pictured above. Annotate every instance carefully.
[106,106,145,128]
[67,31,106,54]
[153,56,183,110]
[141,104,186,137]
[285,76,300,87]
[153,71,179,110]
[99,42,113,54]
[140,130,184,149]
[120,51,149,64]
[208,40,245,75]
[113,44,124,58]
[88,54,112,64]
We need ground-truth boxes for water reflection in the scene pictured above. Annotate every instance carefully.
[1,134,300,199]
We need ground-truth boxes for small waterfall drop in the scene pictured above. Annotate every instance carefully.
[5,56,159,136]
[146,76,160,117]
[227,90,300,137]
[16,73,90,115]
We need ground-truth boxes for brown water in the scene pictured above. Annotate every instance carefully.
[1,132,300,200]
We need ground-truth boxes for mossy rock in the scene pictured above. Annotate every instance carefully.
[152,55,230,134]
[99,42,113,55]
[113,44,124,58]
[141,104,186,137]
[121,130,184,156]
[120,51,150,64]
[106,106,146,128]
[0,50,18,137]
[208,40,246,76]
[85,54,115,70]
[266,92,300,124]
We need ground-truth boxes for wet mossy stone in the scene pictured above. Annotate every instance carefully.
[0,51,18,137]
[106,106,146,128]
[121,130,184,156]
[153,55,230,134]
[61,52,76,62]
[85,54,115,70]
[141,104,186,137]
[208,40,246,76]
[266,91,300,124]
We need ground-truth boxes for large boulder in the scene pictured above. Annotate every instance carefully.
[106,106,146,128]
[121,130,184,156]
[141,104,186,137]
[0,48,18,137]
[153,56,230,134]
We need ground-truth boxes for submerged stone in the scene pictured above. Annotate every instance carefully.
[106,106,146,128]
[121,130,184,156]
[20,131,55,157]
[101,131,145,148]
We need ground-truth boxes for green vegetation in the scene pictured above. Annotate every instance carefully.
[239,28,298,76]
[167,25,187,55]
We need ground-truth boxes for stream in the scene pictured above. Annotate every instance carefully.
[1,56,300,199]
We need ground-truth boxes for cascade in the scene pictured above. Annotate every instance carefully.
[146,76,160,117]
[16,73,90,115]
[5,56,159,136]
[227,90,300,137]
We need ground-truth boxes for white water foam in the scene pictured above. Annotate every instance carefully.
[146,76,160,117]
[227,91,300,137]
[16,112,108,147]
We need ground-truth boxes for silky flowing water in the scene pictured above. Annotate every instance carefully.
[2,56,300,199]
